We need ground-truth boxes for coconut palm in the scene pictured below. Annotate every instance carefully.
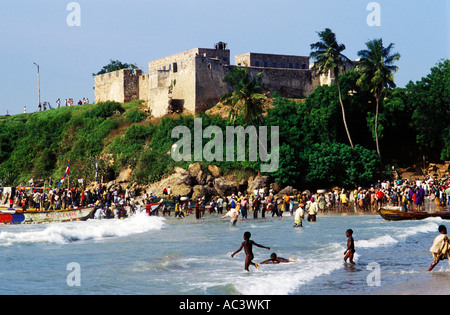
[310,28,354,148]
[357,38,400,162]
[221,67,266,125]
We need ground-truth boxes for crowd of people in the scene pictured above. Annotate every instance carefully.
[170,175,450,223]
[35,98,90,112]
[0,185,134,214]
[1,174,449,222]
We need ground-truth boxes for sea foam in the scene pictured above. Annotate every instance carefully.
[0,212,165,246]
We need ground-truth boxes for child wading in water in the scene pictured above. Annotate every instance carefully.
[231,231,270,271]
[344,229,355,265]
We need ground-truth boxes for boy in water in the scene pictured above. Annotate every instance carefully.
[260,253,291,264]
[231,231,270,271]
[344,229,355,265]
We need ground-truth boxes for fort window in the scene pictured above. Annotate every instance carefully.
[289,63,294,69]
[272,62,277,68]
[254,60,260,67]
[302,64,307,69]
[295,64,301,69]
[263,61,269,68]
[280,62,286,68]
[173,62,178,73]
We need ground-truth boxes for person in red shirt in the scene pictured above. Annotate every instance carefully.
[376,190,384,209]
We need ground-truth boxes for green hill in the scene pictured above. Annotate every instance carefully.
[0,60,448,191]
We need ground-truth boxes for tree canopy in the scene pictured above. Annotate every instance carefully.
[93,59,138,77]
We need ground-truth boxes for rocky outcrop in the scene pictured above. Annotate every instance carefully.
[144,167,193,197]
[247,175,270,195]
[108,163,311,202]
[274,186,298,198]
[208,165,221,178]
[213,177,239,197]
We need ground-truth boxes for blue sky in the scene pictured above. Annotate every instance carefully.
[0,0,448,115]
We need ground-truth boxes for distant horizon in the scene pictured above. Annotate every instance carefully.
[1,0,448,115]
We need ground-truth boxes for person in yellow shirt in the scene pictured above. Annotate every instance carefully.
[340,190,348,211]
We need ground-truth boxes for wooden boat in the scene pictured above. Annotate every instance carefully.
[0,206,95,225]
[378,206,450,221]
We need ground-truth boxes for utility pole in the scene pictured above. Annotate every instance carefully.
[33,62,40,109]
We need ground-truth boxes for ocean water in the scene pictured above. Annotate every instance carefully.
[0,211,449,295]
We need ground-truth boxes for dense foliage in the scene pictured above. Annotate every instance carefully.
[0,60,448,190]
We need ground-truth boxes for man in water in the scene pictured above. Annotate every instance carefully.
[221,206,239,227]
[260,253,291,264]
[294,203,304,227]
[428,225,450,271]
[231,231,270,271]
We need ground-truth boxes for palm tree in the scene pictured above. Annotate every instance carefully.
[221,67,267,125]
[357,38,400,162]
[221,67,269,163]
[310,28,354,148]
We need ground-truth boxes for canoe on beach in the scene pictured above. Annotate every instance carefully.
[378,206,450,221]
[0,206,95,225]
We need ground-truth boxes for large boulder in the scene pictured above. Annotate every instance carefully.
[275,186,298,198]
[208,165,222,178]
[189,163,206,185]
[213,177,239,197]
[116,167,132,183]
[247,175,270,195]
[188,163,202,177]
[191,185,216,201]
[146,167,193,197]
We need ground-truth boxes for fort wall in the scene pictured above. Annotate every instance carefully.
[195,55,232,113]
[94,46,329,118]
[235,52,309,70]
[246,67,317,99]
[94,68,141,104]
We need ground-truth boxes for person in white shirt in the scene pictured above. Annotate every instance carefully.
[221,207,239,227]
[294,203,304,227]
[428,225,450,271]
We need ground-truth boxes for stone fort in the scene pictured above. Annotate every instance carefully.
[94,42,340,117]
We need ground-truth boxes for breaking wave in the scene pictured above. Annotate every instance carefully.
[0,212,165,246]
